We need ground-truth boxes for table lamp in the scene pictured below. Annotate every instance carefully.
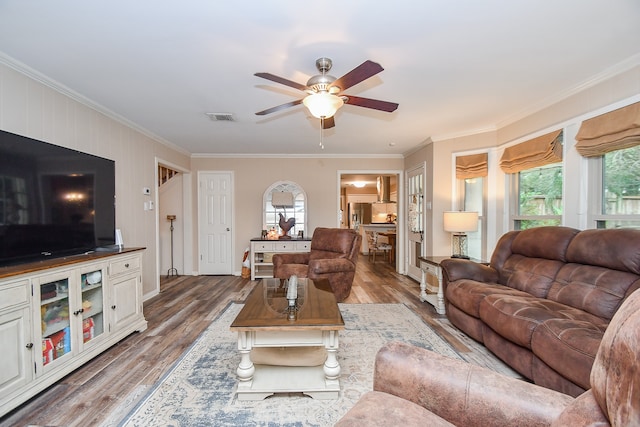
[443,211,479,259]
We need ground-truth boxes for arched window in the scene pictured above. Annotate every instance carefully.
[263,181,307,237]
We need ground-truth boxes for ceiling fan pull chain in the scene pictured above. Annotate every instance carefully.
[319,117,325,149]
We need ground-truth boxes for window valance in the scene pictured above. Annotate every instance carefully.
[499,130,563,174]
[575,101,640,157]
[456,153,488,179]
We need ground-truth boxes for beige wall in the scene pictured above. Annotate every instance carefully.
[190,156,403,273]
[2,57,638,286]
[0,61,190,298]
[411,63,640,257]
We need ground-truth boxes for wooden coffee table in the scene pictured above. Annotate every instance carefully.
[230,277,345,400]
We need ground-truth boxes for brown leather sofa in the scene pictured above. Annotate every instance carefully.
[272,227,361,302]
[336,286,640,426]
[439,226,640,397]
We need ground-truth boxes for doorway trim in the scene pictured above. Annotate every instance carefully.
[337,169,405,274]
[153,157,192,299]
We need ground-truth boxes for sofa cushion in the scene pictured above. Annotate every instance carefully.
[446,280,533,318]
[498,255,567,298]
[480,294,607,349]
[510,226,579,262]
[565,228,640,275]
[308,227,358,261]
[531,318,605,390]
[547,263,640,320]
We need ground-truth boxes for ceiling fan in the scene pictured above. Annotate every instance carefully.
[254,57,399,129]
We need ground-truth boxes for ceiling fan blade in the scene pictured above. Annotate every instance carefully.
[322,116,335,129]
[344,95,399,113]
[255,99,303,115]
[254,72,308,92]
[330,60,384,92]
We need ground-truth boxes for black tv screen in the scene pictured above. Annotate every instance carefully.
[0,129,116,267]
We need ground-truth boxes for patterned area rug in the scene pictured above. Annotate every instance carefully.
[116,303,480,426]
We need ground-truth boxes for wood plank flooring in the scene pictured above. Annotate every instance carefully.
[0,256,475,427]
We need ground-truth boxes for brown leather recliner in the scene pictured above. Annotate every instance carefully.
[272,227,361,302]
[335,288,640,426]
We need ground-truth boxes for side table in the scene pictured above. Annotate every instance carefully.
[418,256,487,315]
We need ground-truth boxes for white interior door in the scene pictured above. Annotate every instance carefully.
[198,172,233,275]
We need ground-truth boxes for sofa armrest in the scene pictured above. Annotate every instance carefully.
[308,258,355,275]
[440,258,498,283]
[374,341,572,427]
[272,252,310,268]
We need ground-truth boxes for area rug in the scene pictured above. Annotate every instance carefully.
[118,303,464,427]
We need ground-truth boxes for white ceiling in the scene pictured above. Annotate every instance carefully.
[0,1,639,157]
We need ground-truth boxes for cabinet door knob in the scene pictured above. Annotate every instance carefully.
[111,305,116,310]
[73,308,85,316]
[125,263,130,268]
[26,343,34,349]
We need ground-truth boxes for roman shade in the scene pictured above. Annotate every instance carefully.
[271,191,294,207]
[500,130,563,174]
[575,101,640,157]
[456,153,488,179]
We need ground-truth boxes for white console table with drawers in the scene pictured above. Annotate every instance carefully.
[250,238,312,280]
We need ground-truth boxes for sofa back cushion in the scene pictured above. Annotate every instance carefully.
[491,227,580,298]
[309,227,360,262]
[565,228,640,275]
[546,229,640,319]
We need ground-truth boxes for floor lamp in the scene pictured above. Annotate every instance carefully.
[166,214,178,277]
[443,211,479,259]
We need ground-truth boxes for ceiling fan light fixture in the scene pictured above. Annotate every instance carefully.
[303,92,344,119]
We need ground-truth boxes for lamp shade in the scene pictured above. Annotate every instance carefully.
[302,92,344,118]
[443,211,479,233]
[271,191,294,208]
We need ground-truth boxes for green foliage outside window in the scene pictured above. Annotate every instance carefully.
[604,145,640,215]
[518,165,563,217]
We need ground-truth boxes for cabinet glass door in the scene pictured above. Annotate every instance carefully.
[40,278,71,366]
[80,269,105,344]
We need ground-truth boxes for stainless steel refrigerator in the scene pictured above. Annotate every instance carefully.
[348,203,372,228]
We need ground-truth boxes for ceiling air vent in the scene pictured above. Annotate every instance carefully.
[205,112,235,122]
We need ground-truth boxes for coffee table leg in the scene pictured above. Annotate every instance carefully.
[236,331,255,382]
[323,330,340,380]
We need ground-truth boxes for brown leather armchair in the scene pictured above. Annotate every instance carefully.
[272,227,361,302]
[336,288,640,426]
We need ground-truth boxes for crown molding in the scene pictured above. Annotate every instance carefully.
[494,53,640,130]
[191,152,405,159]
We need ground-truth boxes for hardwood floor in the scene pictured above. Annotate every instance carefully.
[1,255,471,427]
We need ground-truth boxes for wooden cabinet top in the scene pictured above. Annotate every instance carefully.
[0,247,145,280]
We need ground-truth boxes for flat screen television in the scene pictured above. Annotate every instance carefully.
[0,129,116,267]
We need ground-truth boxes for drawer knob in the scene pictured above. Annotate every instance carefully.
[125,263,130,268]
[111,305,117,310]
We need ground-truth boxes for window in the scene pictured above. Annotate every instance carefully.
[503,130,564,230]
[511,164,563,229]
[263,181,307,236]
[455,152,487,260]
[458,176,485,260]
[407,173,423,234]
[595,145,640,229]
